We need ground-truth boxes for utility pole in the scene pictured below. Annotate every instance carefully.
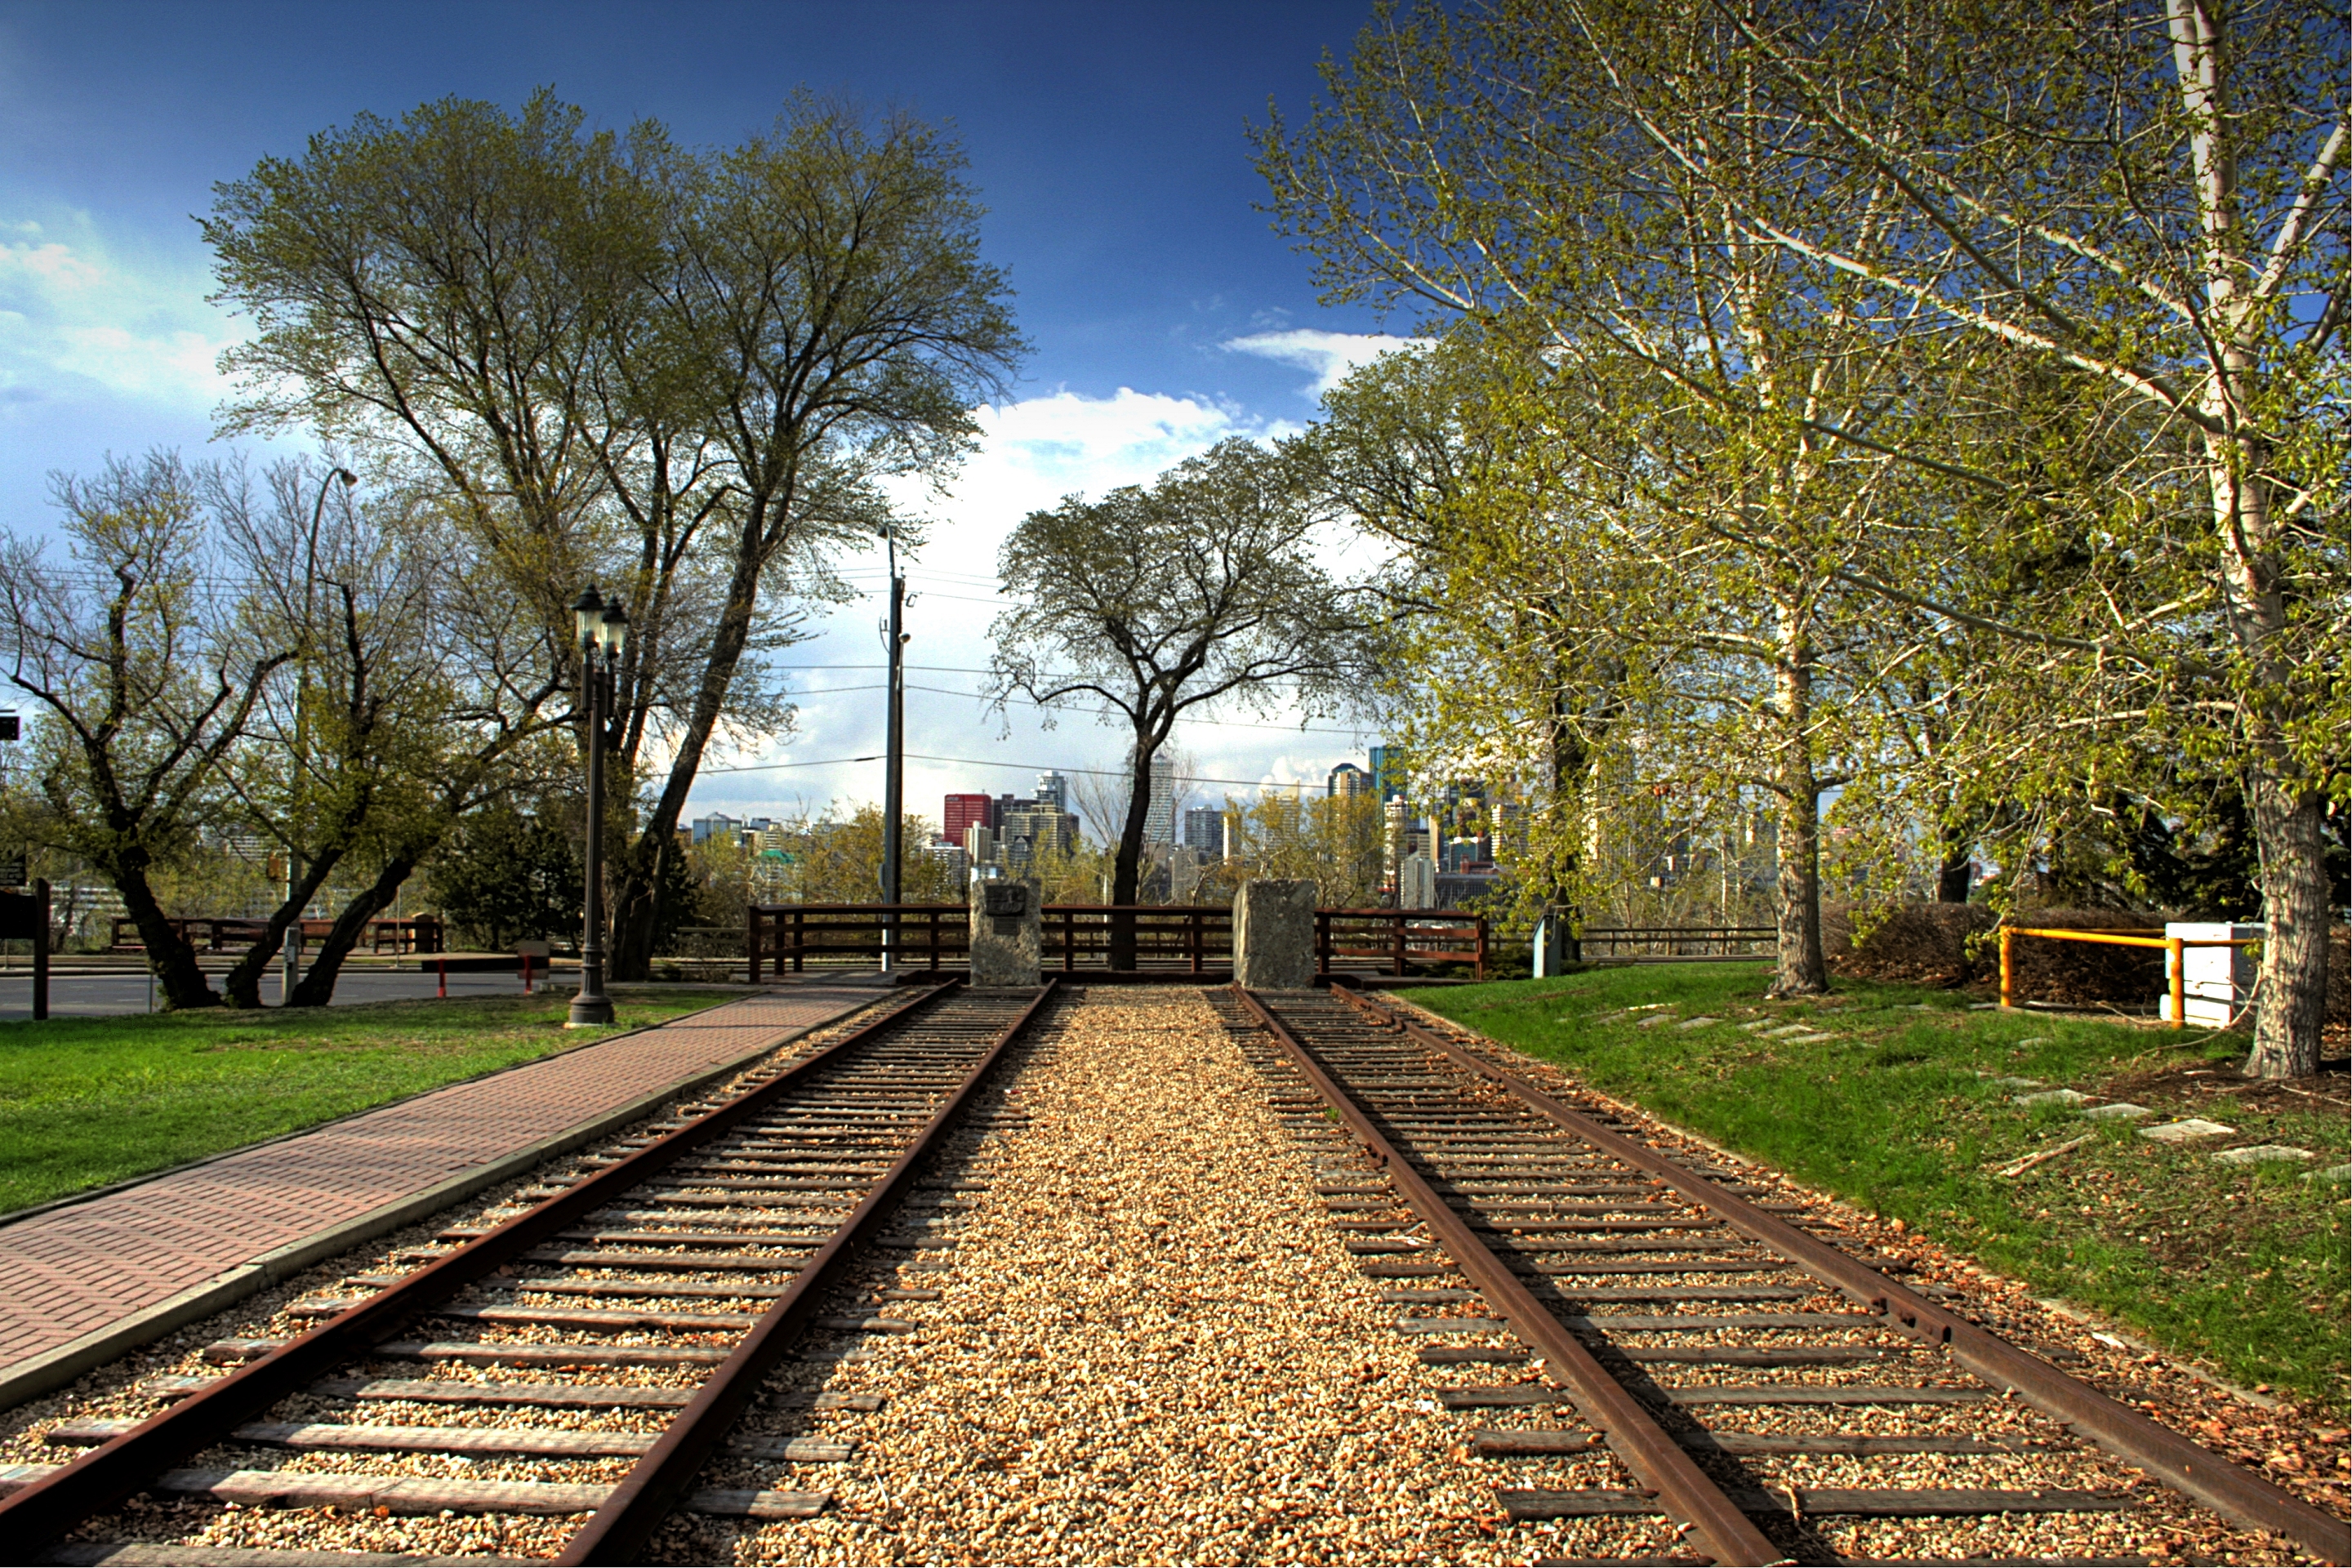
[879,525,906,972]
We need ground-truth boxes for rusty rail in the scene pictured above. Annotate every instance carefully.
[559,978,1059,1562]
[1331,984,2350,1563]
[0,978,1038,1557]
[1232,984,1784,1564]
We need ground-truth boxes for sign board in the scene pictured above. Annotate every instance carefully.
[0,715,17,741]
[513,939,552,959]
[0,856,23,889]
[0,889,38,941]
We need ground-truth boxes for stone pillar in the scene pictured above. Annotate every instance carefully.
[1233,878,1317,990]
[969,875,1042,987]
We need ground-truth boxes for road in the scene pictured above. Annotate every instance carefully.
[0,965,564,1019]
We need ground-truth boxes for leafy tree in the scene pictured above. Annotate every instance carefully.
[424,800,584,951]
[989,439,1364,966]
[204,90,1025,987]
[1494,0,2348,1071]
[0,453,290,1009]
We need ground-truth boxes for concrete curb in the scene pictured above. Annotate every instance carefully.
[0,991,887,1414]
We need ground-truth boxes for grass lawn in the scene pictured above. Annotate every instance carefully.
[0,989,742,1215]
[1409,964,2351,1411]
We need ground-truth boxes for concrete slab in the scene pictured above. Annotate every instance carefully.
[2014,1089,2091,1107]
[2139,1118,2236,1144]
[2081,1102,2153,1121]
[2212,1145,2314,1166]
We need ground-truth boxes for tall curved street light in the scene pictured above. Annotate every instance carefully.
[283,465,359,1004]
[569,586,630,1027]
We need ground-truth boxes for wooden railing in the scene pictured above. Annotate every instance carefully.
[748,902,1490,980]
[111,915,443,955]
[1043,905,1232,973]
[747,904,968,978]
[1316,907,1488,979]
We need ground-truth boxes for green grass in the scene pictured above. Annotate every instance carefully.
[0,990,742,1215]
[1410,964,2351,1411]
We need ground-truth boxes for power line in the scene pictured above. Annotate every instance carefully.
[701,750,1334,791]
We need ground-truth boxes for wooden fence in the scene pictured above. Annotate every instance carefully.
[1316,908,1488,978]
[111,915,443,955]
[747,902,1489,981]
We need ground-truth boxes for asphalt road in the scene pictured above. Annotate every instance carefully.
[0,965,562,1019]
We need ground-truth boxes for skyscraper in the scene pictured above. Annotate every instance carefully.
[1181,806,1226,857]
[1328,762,1370,799]
[1145,751,1176,844]
[1369,745,1410,802]
[942,794,993,844]
[1035,772,1069,813]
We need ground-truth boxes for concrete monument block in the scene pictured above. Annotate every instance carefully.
[969,875,1041,987]
[1234,878,1317,990]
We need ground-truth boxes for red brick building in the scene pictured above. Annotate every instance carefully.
[943,793,995,844]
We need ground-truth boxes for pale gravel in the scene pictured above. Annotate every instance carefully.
[672,987,1668,1566]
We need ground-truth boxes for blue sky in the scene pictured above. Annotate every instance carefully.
[0,1,1408,836]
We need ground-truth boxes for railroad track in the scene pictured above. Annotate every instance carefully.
[1223,984,2350,1567]
[0,977,1055,1566]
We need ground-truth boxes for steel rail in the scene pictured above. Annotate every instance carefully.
[1331,983,2352,1566]
[558,977,1062,1564]
[1232,986,1788,1568]
[0,979,959,1552]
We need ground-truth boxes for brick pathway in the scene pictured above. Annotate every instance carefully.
[0,986,879,1388]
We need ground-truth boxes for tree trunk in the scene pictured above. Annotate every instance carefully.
[609,537,766,983]
[1109,730,1156,970]
[220,854,347,1009]
[1768,643,1829,997]
[113,858,218,1009]
[2243,779,2328,1079]
[291,855,418,1007]
[1935,818,1974,904]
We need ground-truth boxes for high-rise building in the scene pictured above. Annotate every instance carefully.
[943,793,994,844]
[1328,762,1370,799]
[690,813,743,845]
[1142,751,1177,844]
[1368,746,1410,802]
[1181,806,1226,858]
[1034,772,1069,813]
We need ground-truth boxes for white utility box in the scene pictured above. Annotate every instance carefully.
[2160,921,2261,1027]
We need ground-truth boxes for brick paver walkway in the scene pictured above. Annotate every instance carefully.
[0,986,878,1385]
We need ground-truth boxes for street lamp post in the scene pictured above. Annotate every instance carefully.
[878,523,906,972]
[284,466,358,1004]
[569,586,630,1027]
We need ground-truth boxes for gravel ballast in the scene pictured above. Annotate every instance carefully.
[706,986,1616,1566]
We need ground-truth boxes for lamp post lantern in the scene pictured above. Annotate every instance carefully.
[569,586,629,1027]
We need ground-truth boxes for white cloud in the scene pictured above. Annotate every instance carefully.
[690,384,1381,820]
[1223,327,1419,397]
[0,216,238,410]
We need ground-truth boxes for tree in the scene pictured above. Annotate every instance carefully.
[204,91,1025,987]
[991,439,1363,965]
[602,96,1025,980]
[424,797,584,951]
[0,452,290,1009]
[1260,12,1940,993]
[1518,0,2348,1071]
